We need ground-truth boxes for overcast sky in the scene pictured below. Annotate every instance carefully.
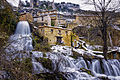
[7,0,94,10]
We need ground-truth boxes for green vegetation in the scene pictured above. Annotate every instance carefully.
[32,30,51,52]
[36,73,67,80]
[0,2,18,35]
[80,68,94,76]
[51,20,55,26]
[71,50,82,59]
[0,0,18,49]
[22,58,33,73]
[36,57,53,71]
[0,1,36,79]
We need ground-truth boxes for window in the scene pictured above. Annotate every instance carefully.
[113,53,116,58]
[58,30,61,35]
[66,31,68,35]
[41,29,44,32]
[42,16,44,21]
[56,36,62,44]
[51,20,55,26]
[51,29,53,33]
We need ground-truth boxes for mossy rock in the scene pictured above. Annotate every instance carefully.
[36,72,67,80]
[32,30,51,52]
[36,57,53,71]
[80,68,94,76]
[98,76,110,80]
[43,53,47,57]
[22,58,33,73]
[71,50,82,59]
[34,43,51,52]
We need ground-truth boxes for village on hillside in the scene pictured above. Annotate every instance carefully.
[15,0,120,59]
[0,0,120,80]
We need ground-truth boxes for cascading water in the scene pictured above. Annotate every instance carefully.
[32,45,120,80]
[6,21,33,52]
[92,60,102,75]
[109,32,113,47]
[6,21,120,80]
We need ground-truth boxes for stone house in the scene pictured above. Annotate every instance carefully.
[33,10,80,46]
[18,10,79,46]
[38,26,72,46]
[36,10,78,29]
[19,13,33,23]
[33,15,51,26]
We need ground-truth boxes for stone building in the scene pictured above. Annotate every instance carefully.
[38,26,72,46]
[18,10,79,46]
[34,10,79,46]
[107,50,120,59]
[37,10,78,29]
[19,13,33,23]
[33,15,51,26]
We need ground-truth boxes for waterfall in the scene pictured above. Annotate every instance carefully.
[5,21,120,80]
[32,45,120,80]
[92,60,102,75]
[15,21,31,35]
[109,32,113,47]
[6,21,33,53]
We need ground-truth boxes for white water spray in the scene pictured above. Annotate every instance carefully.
[7,21,33,52]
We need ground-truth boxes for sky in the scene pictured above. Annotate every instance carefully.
[6,0,94,10]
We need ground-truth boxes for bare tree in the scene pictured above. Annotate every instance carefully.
[83,0,120,59]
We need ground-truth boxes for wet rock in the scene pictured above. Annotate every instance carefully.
[0,71,9,79]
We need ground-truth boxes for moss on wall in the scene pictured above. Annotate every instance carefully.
[38,27,72,46]
[32,30,51,52]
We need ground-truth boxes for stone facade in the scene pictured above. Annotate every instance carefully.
[34,15,51,26]
[37,10,78,29]
[38,26,72,46]
[34,10,80,46]
[19,13,33,23]
[107,51,120,59]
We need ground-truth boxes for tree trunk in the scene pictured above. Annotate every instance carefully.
[103,22,108,59]
[101,9,108,59]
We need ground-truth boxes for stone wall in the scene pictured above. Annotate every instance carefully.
[107,51,120,59]
[38,26,72,46]
[19,13,33,23]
